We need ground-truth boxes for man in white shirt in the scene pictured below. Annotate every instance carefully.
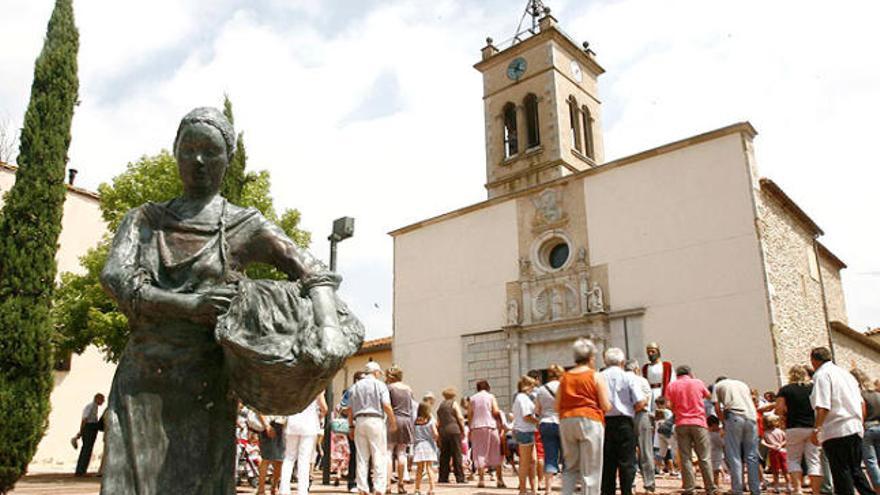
[349,361,397,495]
[72,393,104,476]
[625,359,655,493]
[809,346,872,495]
[601,348,646,495]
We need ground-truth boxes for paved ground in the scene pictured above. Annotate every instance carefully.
[9,471,706,495]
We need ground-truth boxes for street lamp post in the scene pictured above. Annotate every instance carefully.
[322,216,354,485]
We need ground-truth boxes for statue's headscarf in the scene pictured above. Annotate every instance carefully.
[173,107,236,161]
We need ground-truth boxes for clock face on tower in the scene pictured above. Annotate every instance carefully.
[570,61,583,83]
[507,57,527,81]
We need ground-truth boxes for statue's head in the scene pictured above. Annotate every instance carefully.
[646,342,661,362]
[173,107,236,199]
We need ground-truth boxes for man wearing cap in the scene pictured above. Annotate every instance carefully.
[642,343,675,407]
[349,361,397,495]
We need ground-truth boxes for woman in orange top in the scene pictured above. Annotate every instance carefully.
[556,338,612,495]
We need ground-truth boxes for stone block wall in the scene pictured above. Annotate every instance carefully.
[462,331,511,409]
[755,189,829,381]
[831,328,880,381]
[819,253,848,325]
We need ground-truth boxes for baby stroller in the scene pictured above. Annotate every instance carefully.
[236,436,260,488]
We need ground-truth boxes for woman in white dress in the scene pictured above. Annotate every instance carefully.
[279,393,328,495]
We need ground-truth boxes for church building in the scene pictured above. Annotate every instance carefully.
[390,9,879,408]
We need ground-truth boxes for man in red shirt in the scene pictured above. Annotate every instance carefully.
[664,365,717,495]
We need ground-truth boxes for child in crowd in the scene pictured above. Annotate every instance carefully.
[412,402,438,495]
[461,424,474,481]
[329,410,350,486]
[761,415,789,493]
[654,397,678,477]
[707,416,726,486]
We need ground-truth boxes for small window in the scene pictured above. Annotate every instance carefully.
[503,102,518,159]
[548,243,570,269]
[536,235,571,272]
[568,96,582,153]
[582,105,594,159]
[523,93,540,148]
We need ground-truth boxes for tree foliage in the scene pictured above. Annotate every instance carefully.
[221,94,249,205]
[52,101,311,363]
[0,0,79,491]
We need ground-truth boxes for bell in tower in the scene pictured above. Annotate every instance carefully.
[474,2,605,199]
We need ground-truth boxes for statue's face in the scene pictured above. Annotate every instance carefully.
[175,122,228,198]
[646,347,660,362]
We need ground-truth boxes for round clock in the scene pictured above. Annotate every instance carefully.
[570,61,583,83]
[507,57,527,81]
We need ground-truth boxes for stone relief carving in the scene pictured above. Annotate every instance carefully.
[519,257,532,277]
[507,298,521,326]
[580,276,590,315]
[564,284,580,317]
[550,288,564,320]
[531,189,568,231]
[533,288,549,321]
[532,285,579,322]
[577,247,587,265]
[587,282,605,313]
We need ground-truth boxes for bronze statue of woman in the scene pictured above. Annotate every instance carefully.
[99,107,362,494]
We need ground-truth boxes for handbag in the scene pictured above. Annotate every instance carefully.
[330,417,350,434]
[658,416,674,437]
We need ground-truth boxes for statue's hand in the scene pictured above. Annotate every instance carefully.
[138,284,237,325]
[320,325,348,355]
[168,286,236,325]
[193,286,237,316]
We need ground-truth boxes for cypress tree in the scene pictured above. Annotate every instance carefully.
[221,94,249,204]
[0,0,79,491]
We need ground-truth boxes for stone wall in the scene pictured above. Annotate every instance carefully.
[830,324,880,381]
[818,250,848,324]
[462,331,511,409]
[755,187,830,382]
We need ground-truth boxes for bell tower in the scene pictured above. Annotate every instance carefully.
[475,4,605,199]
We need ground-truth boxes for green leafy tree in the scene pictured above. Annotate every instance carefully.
[0,0,79,491]
[53,149,310,362]
[221,94,250,205]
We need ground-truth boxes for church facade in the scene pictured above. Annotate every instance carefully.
[390,13,878,408]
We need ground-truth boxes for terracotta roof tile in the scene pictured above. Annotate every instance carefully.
[360,337,392,351]
[353,337,392,356]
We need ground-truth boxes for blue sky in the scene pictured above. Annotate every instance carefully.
[1,0,878,338]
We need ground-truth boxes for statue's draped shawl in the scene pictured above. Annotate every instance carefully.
[99,199,363,495]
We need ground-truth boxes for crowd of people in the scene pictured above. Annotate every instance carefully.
[229,339,880,495]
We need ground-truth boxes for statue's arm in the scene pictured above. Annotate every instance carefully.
[100,209,148,317]
[100,208,232,323]
[252,220,341,330]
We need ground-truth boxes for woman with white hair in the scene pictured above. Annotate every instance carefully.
[556,338,611,495]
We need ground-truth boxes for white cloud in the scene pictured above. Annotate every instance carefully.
[1,0,878,337]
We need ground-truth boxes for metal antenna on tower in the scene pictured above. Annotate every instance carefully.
[512,0,549,44]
